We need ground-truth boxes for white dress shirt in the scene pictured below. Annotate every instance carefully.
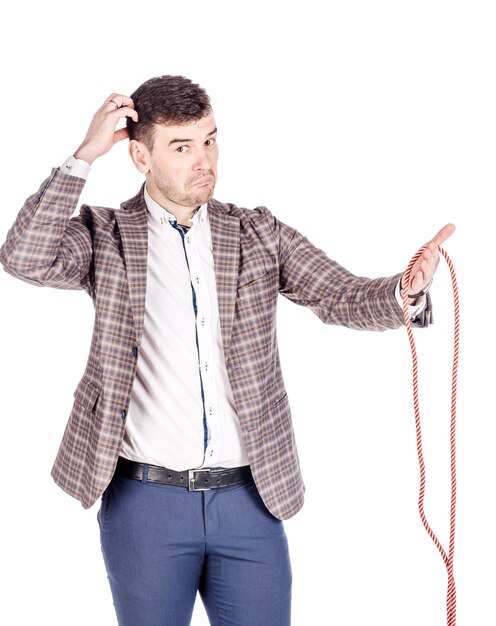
[121,187,250,469]
[61,155,426,471]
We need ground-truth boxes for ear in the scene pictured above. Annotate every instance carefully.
[128,139,150,174]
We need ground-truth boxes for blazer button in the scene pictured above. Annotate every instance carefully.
[120,409,127,420]
[131,346,138,358]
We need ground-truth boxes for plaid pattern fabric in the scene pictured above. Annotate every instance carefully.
[0,169,427,520]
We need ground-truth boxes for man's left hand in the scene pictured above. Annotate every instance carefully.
[405,224,456,296]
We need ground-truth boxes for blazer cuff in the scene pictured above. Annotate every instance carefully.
[410,291,433,327]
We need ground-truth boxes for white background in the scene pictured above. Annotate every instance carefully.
[0,1,493,624]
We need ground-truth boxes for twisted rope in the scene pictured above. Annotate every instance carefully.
[402,244,459,626]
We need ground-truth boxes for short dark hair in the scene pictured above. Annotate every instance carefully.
[127,75,212,151]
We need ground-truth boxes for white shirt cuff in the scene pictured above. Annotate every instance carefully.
[395,278,427,319]
[60,155,91,179]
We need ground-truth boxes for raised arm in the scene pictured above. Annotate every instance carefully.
[0,93,137,293]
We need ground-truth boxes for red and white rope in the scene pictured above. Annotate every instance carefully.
[402,244,459,626]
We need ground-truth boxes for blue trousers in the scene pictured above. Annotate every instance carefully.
[97,470,292,626]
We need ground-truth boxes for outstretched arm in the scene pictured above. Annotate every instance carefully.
[273,212,455,331]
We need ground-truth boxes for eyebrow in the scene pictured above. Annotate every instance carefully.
[168,127,218,147]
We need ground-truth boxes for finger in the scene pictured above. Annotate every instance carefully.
[102,94,135,110]
[113,128,130,144]
[101,94,119,109]
[430,223,456,247]
[408,254,434,291]
[430,247,440,271]
[116,95,134,108]
[422,244,439,274]
[110,105,138,123]
[420,258,435,282]
[410,245,436,278]
[410,268,425,293]
[105,100,120,112]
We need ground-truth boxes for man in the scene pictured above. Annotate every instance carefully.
[0,75,454,626]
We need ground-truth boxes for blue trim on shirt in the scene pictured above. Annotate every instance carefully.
[169,220,209,452]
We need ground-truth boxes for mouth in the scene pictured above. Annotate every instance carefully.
[192,176,215,187]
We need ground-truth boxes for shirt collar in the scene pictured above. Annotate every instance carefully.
[144,185,208,228]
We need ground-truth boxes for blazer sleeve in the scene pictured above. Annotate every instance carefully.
[265,209,431,331]
[0,168,93,296]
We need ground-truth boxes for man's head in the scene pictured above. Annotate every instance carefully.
[128,75,218,215]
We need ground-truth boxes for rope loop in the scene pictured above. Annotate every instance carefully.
[402,244,459,626]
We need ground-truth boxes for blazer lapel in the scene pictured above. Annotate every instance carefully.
[116,186,148,345]
[207,200,240,359]
[115,190,240,358]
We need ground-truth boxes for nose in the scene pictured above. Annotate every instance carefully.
[194,146,213,171]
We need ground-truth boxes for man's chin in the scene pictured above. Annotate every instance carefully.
[188,185,215,206]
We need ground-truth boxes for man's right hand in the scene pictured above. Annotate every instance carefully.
[74,93,138,165]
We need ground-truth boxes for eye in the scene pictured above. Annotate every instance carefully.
[176,145,189,153]
[205,138,216,146]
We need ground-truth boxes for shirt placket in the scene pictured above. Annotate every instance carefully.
[169,213,220,467]
[189,218,221,466]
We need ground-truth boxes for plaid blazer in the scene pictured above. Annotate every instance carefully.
[0,168,431,520]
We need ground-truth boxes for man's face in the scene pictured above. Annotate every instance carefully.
[143,113,218,213]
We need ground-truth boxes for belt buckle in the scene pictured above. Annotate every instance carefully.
[188,468,211,491]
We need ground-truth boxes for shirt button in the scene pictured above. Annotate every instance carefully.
[120,409,127,419]
[201,317,205,326]
[204,361,208,371]
[209,407,213,416]
[186,236,190,243]
[131,346,138,358]
[195,276,200,284]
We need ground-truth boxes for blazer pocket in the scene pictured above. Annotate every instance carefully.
[259,392,292,442]
[237,262,273,290]
[272,391,288,410]
[73,377,101,413]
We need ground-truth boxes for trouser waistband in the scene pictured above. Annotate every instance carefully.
[115,457,253,492]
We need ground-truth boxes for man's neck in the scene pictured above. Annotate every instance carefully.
[146,187,199,226]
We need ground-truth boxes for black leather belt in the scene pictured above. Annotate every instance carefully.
[115,457,253,492]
